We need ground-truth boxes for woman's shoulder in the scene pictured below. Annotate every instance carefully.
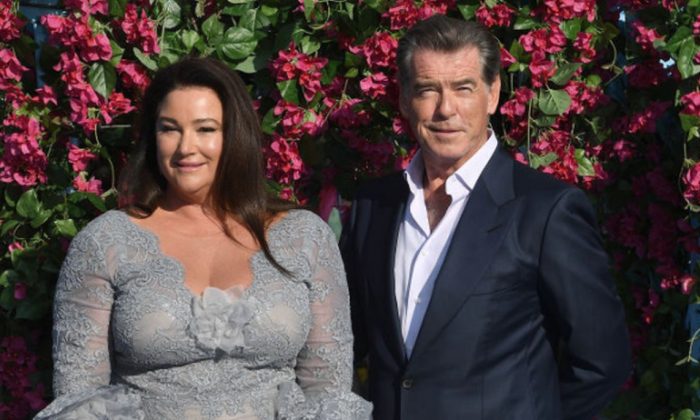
[70,209,135,249]
[274,209,332,236]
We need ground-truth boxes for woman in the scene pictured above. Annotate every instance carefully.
[36,57,372,419]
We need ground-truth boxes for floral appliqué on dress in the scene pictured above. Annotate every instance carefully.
[188,286,255,355]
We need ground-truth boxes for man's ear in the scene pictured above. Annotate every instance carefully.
[487,76,501,115]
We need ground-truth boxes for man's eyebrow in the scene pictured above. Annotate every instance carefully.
[451,77,477,87]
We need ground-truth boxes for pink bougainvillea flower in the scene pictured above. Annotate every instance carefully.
[80,32,112,62]
[0,116,48,187]
[528,51,556,88]
[0,1,24,43]
[358,32,398,70]
[119,4,160,54]
[542,0,596,23]
[573,32,597,63]
[116,60,150,92]
[519,25,567,54]
[63,0,108,15]
[330,98,371,128]
[13,283,27,301]
[67,143,97,173]
[630,21,663,53]
[270,43,327,102]
[680,91,700,117]
[694,14,700,37]
[475,3,515,28]
[264,134,307,185]
[33,85,58,106]
[100,92,136,123]
[360,72,392,100]
[72,174,103,194]
[500,47,516,68]
[273,100,325,139]
[624,60,677,88]
[382,0,452,31]
[0,48,28,82]
[609,139,636,162]
[7,242,23,253]
[683,162,700,205]
[500,87,534,122]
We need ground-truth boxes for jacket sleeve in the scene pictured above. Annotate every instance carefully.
[537,188,632,419]
[339,198,369,364]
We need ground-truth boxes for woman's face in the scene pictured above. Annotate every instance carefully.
[155,86,224,205]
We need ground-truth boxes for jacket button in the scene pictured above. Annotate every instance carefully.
[401,378,413,389]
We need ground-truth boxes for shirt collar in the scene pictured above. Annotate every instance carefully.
[403,131,498,200]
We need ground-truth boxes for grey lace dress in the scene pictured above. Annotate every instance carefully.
[35,209,372,419]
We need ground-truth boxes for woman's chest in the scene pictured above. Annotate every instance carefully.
[108,252,313,371]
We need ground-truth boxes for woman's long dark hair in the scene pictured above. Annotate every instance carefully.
[119,56,295,274]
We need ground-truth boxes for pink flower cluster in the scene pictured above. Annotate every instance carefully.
[63,0,108,16]
[680,91,700,117]
[270,43,328,102]
[541,0,597,23]
[613,101,671,135]
[116,60,151,93]
[382,0,454,31]
[118,4,160,55]
[500,87,534,140]
[630,21,662,53]
[519,25,568,54]
[0,336,46,419]
[42,14,112,62]
[274,101,325,139]
[264,134,307,185]
[531,130,579,184]
[0,115,48,186]
[355,32,398,70]
[0,0,24,42]
[475,4,515,28]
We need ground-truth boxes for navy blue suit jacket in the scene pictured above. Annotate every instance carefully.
[340,147,631,420]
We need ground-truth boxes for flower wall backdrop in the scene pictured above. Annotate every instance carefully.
[1,0,700,418]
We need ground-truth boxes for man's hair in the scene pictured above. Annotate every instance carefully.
[397,15,501,89]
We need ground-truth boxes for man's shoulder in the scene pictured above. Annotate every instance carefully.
[354,172,407,202]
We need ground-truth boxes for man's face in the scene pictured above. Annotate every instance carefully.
[400,47,501,173]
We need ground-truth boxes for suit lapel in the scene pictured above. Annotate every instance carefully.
[410,148,517,358]
[364,175,408,362]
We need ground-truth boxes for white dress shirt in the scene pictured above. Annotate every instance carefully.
[394,134,498,357]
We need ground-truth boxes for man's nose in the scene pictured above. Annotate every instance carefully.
[435,92,456,118]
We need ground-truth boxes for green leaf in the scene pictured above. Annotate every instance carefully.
[676,38,700,79]
[234,56,257,74]
[529,152,558,169]
[575,149,595,177]
[30,209,52,229]
[299,36,320,55]
[261,5,278,17]
[327,207,342,241]
[303,0,315,21]
[180,30,200,51]
[665,26,693,54]
[16,189,40,219]
[219,27,257,60]
[261,108,279,135]
[674,409,696,420]
[344,67,359,78]
[1,220,20,237]
[88,62,117,99]
[0,287,14,311]
[160,0,181,29]
[680,113,700,132]
[54,219,78,238]
[585,74,602,87]
[550,63,581,85]
[133,48,158,71]
[538,88,571,115]
[514,16,538,31]
[108,0,127,17]
[202,15,225,42]
[277,80,300,104]
[484,0,497,8]
[560,19,582,40]
[240,9,258,31]
[109,40,124,66]
[457,4,478,20]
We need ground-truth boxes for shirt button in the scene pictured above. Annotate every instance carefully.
[401,378,414,389]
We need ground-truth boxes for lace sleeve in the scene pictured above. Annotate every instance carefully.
[52,224,114,397]
[293,216,372,419]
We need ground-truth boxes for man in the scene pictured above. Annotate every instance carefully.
[340,15,631,420]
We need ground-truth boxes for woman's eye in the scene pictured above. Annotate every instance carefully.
[198,127,218,133]
[158,126,177,132]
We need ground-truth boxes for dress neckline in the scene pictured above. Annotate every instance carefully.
[114,209,294,299]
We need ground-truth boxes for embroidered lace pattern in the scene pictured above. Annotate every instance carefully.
[37,209,371,420]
